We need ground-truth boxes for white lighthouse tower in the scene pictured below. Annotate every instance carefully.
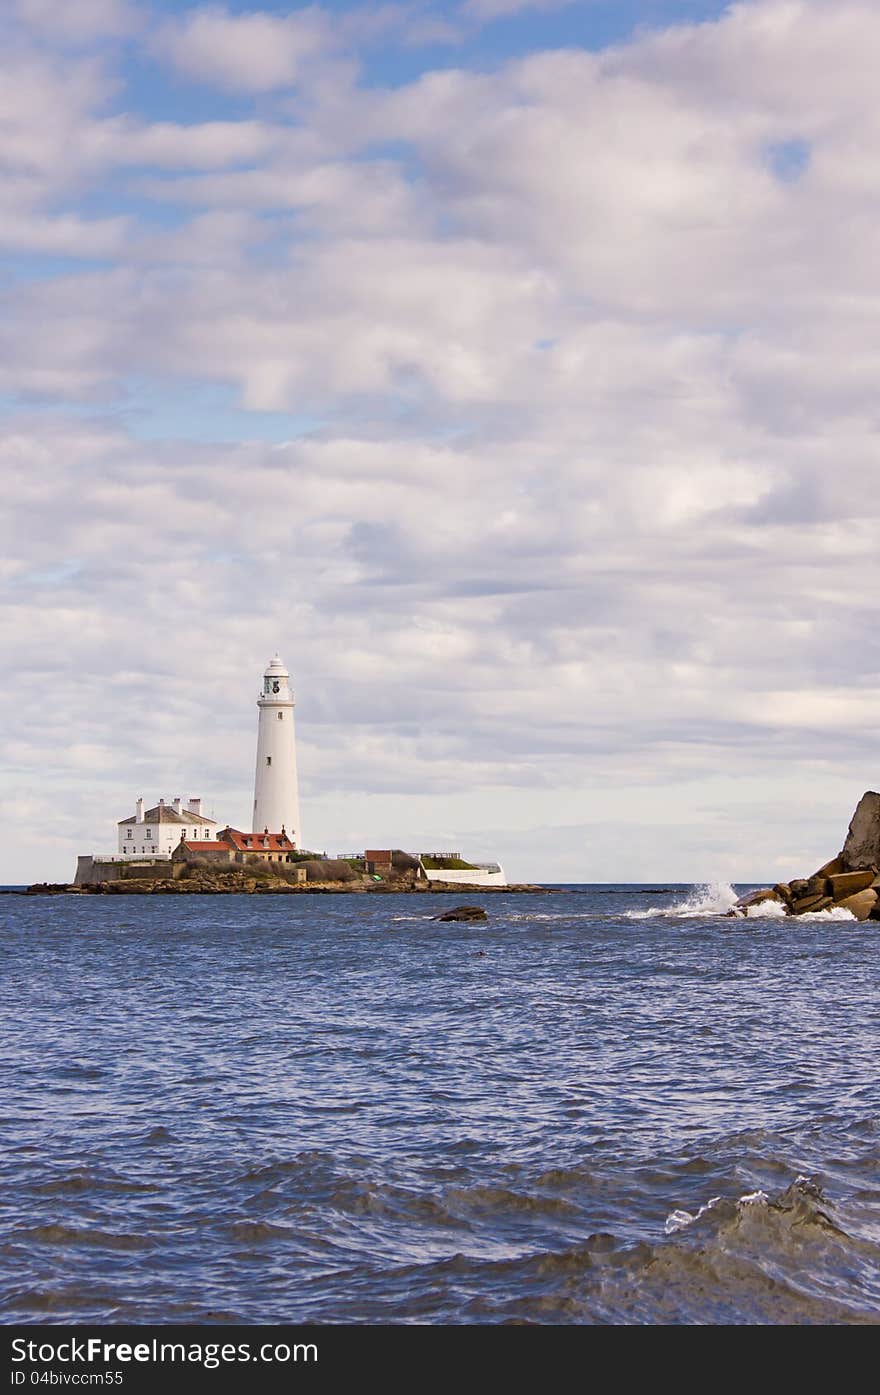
[252,653,301,844]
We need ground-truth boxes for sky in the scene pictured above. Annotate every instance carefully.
[2,0,880,885]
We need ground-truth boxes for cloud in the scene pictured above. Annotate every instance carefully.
[4,0,880,882]
[11,0,140,43]
[153,5,333,93]
[460,0,574,22]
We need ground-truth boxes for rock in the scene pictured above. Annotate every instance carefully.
[812,856,844,880]
[435,905,488,922]
[841,791,880,870]
[789,879,811,897]
[737,888,782,910]
[834,888,878,921]
[790,893,833,915]
[827,869,876,900]
[805,875,829,897]
[772,883,793,902]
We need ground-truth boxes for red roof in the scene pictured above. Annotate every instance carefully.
[217,827,296,851]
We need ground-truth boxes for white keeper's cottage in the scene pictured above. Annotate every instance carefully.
[118,797,217,858]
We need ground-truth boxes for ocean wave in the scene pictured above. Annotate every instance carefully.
[598,1176,875,1324]
[10,1224,150,1251]
[744,899,787,918]
[798,906,857,921]
[624,882,740,919]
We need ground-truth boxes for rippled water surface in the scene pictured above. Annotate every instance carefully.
[2,884,879,1324]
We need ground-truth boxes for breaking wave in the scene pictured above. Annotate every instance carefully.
[625,882,740,919]
[626,884,860,923]
[610,1176,880,1324]
[799,906,857,921]
[744,898,787,918]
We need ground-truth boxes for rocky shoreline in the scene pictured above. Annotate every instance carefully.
[733,790,880,920]
[18,871,549,896]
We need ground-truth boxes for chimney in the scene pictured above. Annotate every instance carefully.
[173,797,182,815]
[136,797,144,823]
[187,797,202,817]
[158,797,165,806]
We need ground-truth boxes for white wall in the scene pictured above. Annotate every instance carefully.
[423,865,507,887]
[118,817,217,856]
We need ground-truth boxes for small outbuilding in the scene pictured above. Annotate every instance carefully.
[172,825,302,868]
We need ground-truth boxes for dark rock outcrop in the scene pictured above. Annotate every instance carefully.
[841,792,880,871]
[835,889,878,921]
[732,790,880,919]
[435,905,488,922]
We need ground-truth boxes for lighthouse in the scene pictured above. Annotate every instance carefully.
[252,654,301,843]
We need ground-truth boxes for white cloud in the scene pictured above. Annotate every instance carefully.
[4,0,880,882]
[460,0,573,22]
[153,5,333,93]
[11,0,140,42]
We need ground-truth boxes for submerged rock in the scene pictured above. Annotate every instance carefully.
[435,905,488,922]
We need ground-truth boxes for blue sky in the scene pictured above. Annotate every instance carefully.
[3,0,880,884]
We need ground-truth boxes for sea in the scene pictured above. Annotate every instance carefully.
[1,883,878,1326]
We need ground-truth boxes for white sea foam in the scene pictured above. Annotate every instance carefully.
[665,1187,772,1235]
[798,905,857,921]
[625,882,739,920]
[744,898,787,918]
[664,1195,722,1234]
[505,912,598,921]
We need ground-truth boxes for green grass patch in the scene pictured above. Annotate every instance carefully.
[420,856,478,871]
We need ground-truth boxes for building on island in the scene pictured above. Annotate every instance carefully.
[117,797,217,858]
[101,655,301,870]
[76,652,509,888]
[419,853,507,887]
[172,826,300,867]
[253,654,301,846]
[365,850,394,875]
[364,849,506,886]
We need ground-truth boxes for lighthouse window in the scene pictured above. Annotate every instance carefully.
[278,712,283,720]
[266,756,272,766]
[146,829,151,839]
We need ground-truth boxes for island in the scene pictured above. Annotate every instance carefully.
[23,848,546,896]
